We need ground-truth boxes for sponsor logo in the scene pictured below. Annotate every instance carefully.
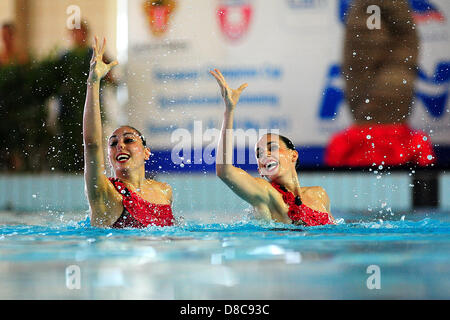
[410,0,445,23]
[143,0,177,37]
[319,62,450,120]
[319,64,345,119]
[339,0,445,24]
[338,0,352,24]
[217,0,253,42]
[416,62,450,117]
[286,0,328,9]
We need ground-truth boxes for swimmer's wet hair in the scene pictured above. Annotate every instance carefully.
[278,135,295,151]
[276,134,300,170]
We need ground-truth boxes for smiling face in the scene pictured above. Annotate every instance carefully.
[255,134,298,182]
[108,126,150,173]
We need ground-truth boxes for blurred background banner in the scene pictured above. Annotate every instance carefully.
[0,0,449,172]
[127,0,350,149]
[124,0,449,170]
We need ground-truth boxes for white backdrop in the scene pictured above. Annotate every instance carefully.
[124,0,450,153]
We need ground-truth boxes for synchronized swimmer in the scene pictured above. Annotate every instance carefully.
[83,37,174,228]
[83,38,334,228]
[210,69,334,226]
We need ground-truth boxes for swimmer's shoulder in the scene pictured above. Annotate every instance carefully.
[155,180,172,191]
[148,180,173,202]
[302,186,328,197]
[301,186,330,212]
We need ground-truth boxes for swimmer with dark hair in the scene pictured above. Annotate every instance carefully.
[83,37,174,228]
[210,69,334,226]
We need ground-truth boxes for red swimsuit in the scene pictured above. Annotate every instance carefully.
[271,182,334,226]
[109,178,174,228]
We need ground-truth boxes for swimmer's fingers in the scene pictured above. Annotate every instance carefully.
[214,69,226,83]
[230,83,248,106]
[88,36,118,81]
[209,69,225,87]
[210,69,228,87]
[90,37,97,63]
[209,69,220,83]
[210,70,248,108]
[92,36,103,62]
[90,49,96,65]
[92,36,107,58]
[237,83,248,94]
[108,60,119,69]
[209,70,227,97]
[94,36,99,55]
[100,37,107,56]
[212,69,247,95]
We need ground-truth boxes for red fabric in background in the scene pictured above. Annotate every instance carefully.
[325,124,435,167]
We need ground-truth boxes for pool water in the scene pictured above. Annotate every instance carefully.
[0,210,449,299]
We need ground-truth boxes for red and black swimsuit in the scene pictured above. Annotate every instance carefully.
[271,182,334,226]
[109,178,174,228]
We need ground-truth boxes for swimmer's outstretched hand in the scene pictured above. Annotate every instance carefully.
[88,36,118,85]
[210,69,248,111]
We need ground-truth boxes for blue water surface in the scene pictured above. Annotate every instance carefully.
[1,212,449,299]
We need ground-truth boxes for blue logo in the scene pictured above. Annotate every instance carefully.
[319,62,450,119]
[338,0,352,24]
[319,64,345,119]
[416,62,450,117]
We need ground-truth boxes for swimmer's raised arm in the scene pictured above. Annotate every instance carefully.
[210,69,271,209]
[83,37,121,226]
